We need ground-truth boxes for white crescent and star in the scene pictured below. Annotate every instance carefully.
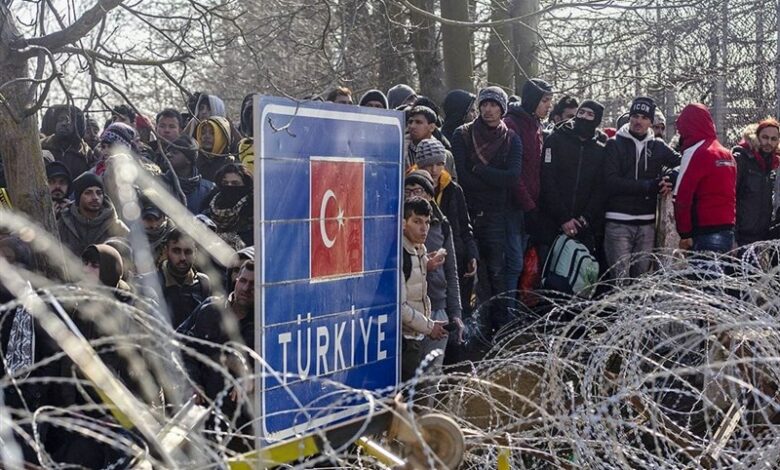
[319,189,345,248]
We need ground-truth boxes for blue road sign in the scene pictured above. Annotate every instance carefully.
[253,96,404,441]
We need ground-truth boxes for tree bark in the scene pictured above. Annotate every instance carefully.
[441,0,473,92]
[0,10,58,243]
[486,0,512,91]
[510,0,540,95]
[408,0,446,104]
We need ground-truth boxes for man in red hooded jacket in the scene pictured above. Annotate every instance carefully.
[673,103,737,253]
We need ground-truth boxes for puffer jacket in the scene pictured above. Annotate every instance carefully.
[401,236,433,338]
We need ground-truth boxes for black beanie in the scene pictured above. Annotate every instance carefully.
[166,134,199,163]
[578,100,605,127]
[404,170,435,197]
[72,172,104,203]
[521,78,554,115]
[629,96,656,122]
[359,89,389,109]
[46,161,72,186]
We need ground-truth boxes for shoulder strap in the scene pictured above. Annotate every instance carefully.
[403,249,412,282]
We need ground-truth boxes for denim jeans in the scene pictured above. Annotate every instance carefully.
[604,222,656,280]
[472,209,524,330]
[692,230,734,254]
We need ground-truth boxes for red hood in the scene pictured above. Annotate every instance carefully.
[677,103,717,150]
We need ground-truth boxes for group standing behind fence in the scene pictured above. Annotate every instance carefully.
[0,80,778,465]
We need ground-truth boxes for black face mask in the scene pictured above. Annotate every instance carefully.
[216,185,251,207]
[573,118,598,139]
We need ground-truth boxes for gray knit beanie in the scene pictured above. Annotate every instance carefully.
[414,138,446,168]
[478,86,509,116]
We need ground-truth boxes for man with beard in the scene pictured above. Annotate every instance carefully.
[161,134,215,213]
[603,97,679,280]
[179,260,255,451]
[40,105,96,178]
[141,229,211,328]
[732,118,779,245]
[57,173,129,256]
[539,100,608,257]
[452,86,522,333]
[46,161,73,219]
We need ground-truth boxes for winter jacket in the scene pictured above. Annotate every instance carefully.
[435,170,479,273]
[604,125,680,224]
[451,123,523,214]
[179,295,254,400]
[195,116,235,181]
[539,121,608,245]
[732,124,780,245]
[442,90,476,142]
[41,134,96,179]
[504,103,543,211]
[139,262,212,329]
[673,104,736,238]
[162,169,215,214]
[401,236,433,339]
[57,199,130,256]
[424,204,462,321]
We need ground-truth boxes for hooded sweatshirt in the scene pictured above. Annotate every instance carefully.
[58,198,130,256]
[673,104,736,238]
[358,89,389,109]
[195,117,235,181]
[442,90,476,142]
[604,124,680,223]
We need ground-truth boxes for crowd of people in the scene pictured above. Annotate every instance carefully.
[0,80,778,463]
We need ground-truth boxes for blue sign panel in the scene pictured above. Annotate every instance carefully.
[254,96,404,441]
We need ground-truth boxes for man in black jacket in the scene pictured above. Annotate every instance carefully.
[539,100,608,255]
[179,260,254,451]
[603,97,679,280]
[140,228,211,328]
[452,87,522,332]
[733,118,780,245]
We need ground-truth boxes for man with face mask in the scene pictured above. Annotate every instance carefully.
[539,100,609,255]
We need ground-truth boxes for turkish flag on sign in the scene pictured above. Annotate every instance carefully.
[310,157,365,279]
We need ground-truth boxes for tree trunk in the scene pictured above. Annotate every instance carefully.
[486,0,512,91]
[0,14,58,245]
[375,2,414,94]
[408,0,446,104]
[510,0,540,95]
[441,0,473,92]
